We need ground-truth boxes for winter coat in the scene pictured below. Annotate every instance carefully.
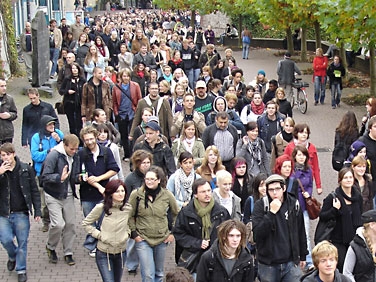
[81,78,112,120]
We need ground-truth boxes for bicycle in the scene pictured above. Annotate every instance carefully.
[291,78,309,114]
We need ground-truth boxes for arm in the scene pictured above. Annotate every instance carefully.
[21,108,28,146]
[30,135,49,163]
[28,166,42,218]
[82,203,104,238]
[343,246,356,282]
[6,97,17,121]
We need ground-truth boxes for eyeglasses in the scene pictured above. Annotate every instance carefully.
[268,187,283,193]
[145,178,158,182]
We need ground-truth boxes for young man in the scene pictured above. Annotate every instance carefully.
[253,174,308,282]
[301,241,351,282]
[194,80,214,122]
[49,19,62,78]
[0,79,17,144]
[41,134,80,266]
[0,143,41,282]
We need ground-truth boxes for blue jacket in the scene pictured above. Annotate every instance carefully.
[292,168,313,211]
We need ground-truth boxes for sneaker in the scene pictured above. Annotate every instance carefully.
[128,269,137,275]
[18,273,27,282]
[89,248,96,258]
[314,101,318,106]
[64,255,75,266]
[41,224,49,232]
[46,246,58,263]
[332,106,336,109]
[7,259,16,271]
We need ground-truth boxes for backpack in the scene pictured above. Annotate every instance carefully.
[331,141,348,171]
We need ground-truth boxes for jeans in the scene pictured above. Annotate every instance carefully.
[50,47,60,76]
[186,68,194,89]
[242,43,250,59]
[331,83,341,107]
[314,76,327,104]
[82,200,102,250]
[258,261,302,282]
[125,238,139,271]
[0,213,30,273]
[96,249,126,282]
[219,33,226,44]
[280,84,293,104]
[136,240,167,282]
[303,210,313,266]
[193,69,201,88]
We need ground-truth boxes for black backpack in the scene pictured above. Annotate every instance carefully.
[331,141,348,171]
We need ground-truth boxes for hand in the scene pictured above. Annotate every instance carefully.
[302,191,310,198]
[82,117,87,124]
[61,165,69,182]
[242,136,249,145]
[0,161,11,174]
[333,197,341,210]
[0,112,11,120]
[135,236,144,243]
[163,234,174,243]
[87,176,101,185]
[128,136,133,141]
[299,261,306,271]
[317,188,322,195]
[68,90,76,94]
[270,199,282,214]
[362,116,367,123]
[51,132,61,143]
[201,239,210,249]
[34,216,41,223]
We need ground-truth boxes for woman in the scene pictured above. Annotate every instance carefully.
[273,154,298,198]
[117,43,133,71]
[199,66,213,86]
[212,60,226,82]
[128,166,179,282]
[313,48,328,105]
[159,39,172,64]
[170,68,186,93]
[168,49,185,73]
[222,57,237,80]
[94,36,110,65]
[196,145,226,189]
[236,121,270,178]
[82,180,132,282]
[327,55,346,109]
[241,27,252,60]
[352,156,374,212]
[159,80,172,99]
[132,107,153,147]
[84,45,105,80]
[170,83,186,115]
[343,209,376,282]
[59,62,86,137]
[196,220,254,282]
[284,123,322,195]
[159,65,173,84]
[131,62,150,97]
[171,121,205,169]
[208,78,224,97]
[270,117,295,169]
[230,157,252,212]
[107,30,121,69]
[360,97,376,136]
[319,167,363,272]
[151,44,164,78]
[275,87,292,117]
[71,32,90,68]
[243,173,267,224]
[91,108,121,144]
[167,152,201,208]
[240,92,265,125]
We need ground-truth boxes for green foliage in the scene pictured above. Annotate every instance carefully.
[342,93,371,106]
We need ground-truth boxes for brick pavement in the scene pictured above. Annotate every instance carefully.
[0,47,368,281]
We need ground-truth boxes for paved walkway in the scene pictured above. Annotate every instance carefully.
[0,47,368,281]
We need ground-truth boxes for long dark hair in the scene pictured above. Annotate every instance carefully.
[103,180,127,215]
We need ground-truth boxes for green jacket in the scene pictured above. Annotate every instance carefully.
[128,186,179,247]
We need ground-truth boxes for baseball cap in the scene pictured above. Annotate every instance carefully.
[196,80,206,89]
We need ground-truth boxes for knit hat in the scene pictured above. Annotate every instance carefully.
[349,140,366,158]
[265,174,285,187]
[258,70,266,77]
[362,210,376,224]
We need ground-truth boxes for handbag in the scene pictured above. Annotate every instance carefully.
[177,249,203,273]
[314,192,337,244]
[55,96,65,115]
[297,179,321,220]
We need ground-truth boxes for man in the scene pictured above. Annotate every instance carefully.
[132,44,157,72]
[194,26,206,52]
[202,111,238,170]
[130,82,173,141]
[359,115,376,182]
[257,100,285,154]
[262,79,278,104]
[57,52,78,90]
[253,174,308,282]
[112,68,142,160]
[204,25,215,45]
[69,14,85,41]
[171,93,206,139]
[49,19,62,78]
[19,22,32,82]
[30,115,64,232]
[58,18,70,39]
[131,29,150,54]
[301,241,350,282]
[133,121,176,177]
[198,44,219,69]
[181,39,195,88]
[0,143,41,282]
[189,41,201,86]
[0,79,17,144]
[193,80,214,121]
[22,88,59,147]
[78,126,119,256]
[277,52,301,103]
[81,67,112,124]
[222,68,246,98]
[173,178,230,273]
[41,134,79,266]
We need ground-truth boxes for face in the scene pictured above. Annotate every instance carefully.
[333,56,340,64]
[216,99,226,112]
[226,228,242,251]
[247,127,259,141]
[196,86,207,98]
[297,128,309,142]
[235,163,247,177]
[280,161,292,178]
[181,158,194,175]
[353,163,366,177]
[233,72,242,83]
[175,70,183,79]
[90,46,97,54]
[95,110,106,123]
[145,128,159,143]
[96,37,102,45]
[284,122,294,134]
[139,158,151,174]
[316,49,322,56]
[183,95,195,110]
[83,133,97,151]
[228,60,234,67]
[215,117,229,130]
[227,99,236,109]
[202,70,209,77]
[180,79,189,88]
[218,176,232,195]
[121,72,130,84]
[269,84,277,91]
[149,84,159,99]
[295,150,306,165]
[175,85,185,96]
[317,255,337,277]
[45,122,55,133]
[66,54,75,64]
[120,45,127,53]
[71,64,79,75]
[0,151,15,166]
[208,150,218,165]
[370,123,376,140]
[357,147,367,158]
[0,80,6,95]
[159,83,168,93]
[258,181,266,197]
[97,130,108,142]
[267,182,285,201]
[28,93,40,105]
[145,171,160,189]
[64,142,79,157]
[174,51,181,59]
[276,90,285,100]
[164,67,171,76]
[253,94,262,105]
[142,110,152,123]
[366,103,371,113]
[246,89,254,99]
[112,185,126,202]
[140,46,147,54]
[184,125,195,139]
[257,73,265,82]
[218,61,224,68]
[194,183,212,205]
[266,104,276,117]
[341,171,354,189]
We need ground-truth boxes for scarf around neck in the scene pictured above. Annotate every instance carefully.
[174,168,195,202]
[144,185,161,208]
[250,101,265,115]
[194,197,215,239]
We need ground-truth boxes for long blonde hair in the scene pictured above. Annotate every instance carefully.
[363,223,376,263]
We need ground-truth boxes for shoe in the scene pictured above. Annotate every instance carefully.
[320,102,324,105]
[50,76,54,79]
[18,273,27,282]
[41,224,49,232]
[128,269,137,275]
[332,106,336,109]
[46,246,58,263]
[336,103,340,108]
[122,157,130,162]
[89,248,96,258]
[314,101,318,106]
[64,255,75,266]
[7,259,16,271]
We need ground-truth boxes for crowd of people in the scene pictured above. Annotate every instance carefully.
[3,7,376,282]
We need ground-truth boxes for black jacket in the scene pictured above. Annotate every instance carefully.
[301,269,351,282]
[0,157,41,218]
[196,240,254,282]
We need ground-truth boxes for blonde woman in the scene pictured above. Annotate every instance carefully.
[84,45,105,80]
[276,87,292,117]
[196,145,225,189]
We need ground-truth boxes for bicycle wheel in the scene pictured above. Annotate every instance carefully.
[289,89,295,108]
[297,90,308,114]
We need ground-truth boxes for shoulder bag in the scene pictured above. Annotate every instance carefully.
[297,179,321,220]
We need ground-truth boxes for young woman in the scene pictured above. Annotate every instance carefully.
[168,49,185,73]
[352,156,374,212]
[360,97,376,136]
[131,107,153,147]
[82,180,132,282]
[327,55,346,109]
[167,152,201,208]
[94,36,110,65]
[128,166,179,282]
[240,92,265,125]
[71,32,90,68]
[199,66,213,86]
[273,154,298,198]
[236,121,270,178]
[208,78,224,97]
[276,87,292,117]
[319,167,363,272]
[243,173,267,224]
[212,60,226,82]
[131,62,150,97]
[170,83,186,115]
[230,157,252,212]
[159,79,172,99]
[197,220,254,282]
[159,65,173,84]
[117,43,133,71]
[313,48,328,105]
[91,108,120,145]
[84,45,105,80]
[196,145,226,189]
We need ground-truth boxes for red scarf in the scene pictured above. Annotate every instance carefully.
[172,58,182,65]
[137,71,145,78]
[250,101,265,115]
[97,45,105,57]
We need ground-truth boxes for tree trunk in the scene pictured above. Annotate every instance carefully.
[238,16,243,47]
[314,20,321,50]
[286,27,294,55]
[370,44,376,97]
[339,42,348,79]
[300,28,307,62]
[190,9,195,29]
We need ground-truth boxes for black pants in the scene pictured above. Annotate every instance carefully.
[118,118,132,158]
[64,102,82,138]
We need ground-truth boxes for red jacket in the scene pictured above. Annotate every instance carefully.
[284,141,321,189]
[312,55,328,81]
[112,81,142,116]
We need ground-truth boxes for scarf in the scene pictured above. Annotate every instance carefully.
[97,45,105,57]
[144,185,161,208]
[294,163,305,171]
[194,197,215,239]
[163,73,173,82]
[247,137,262,166]
[250,101,265,115]
[172,58,182,65]
[137,71,145,78]
[281,130,293,143]
[183,136,195,153]
[174,168,195,202]
[293,138,309,148]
